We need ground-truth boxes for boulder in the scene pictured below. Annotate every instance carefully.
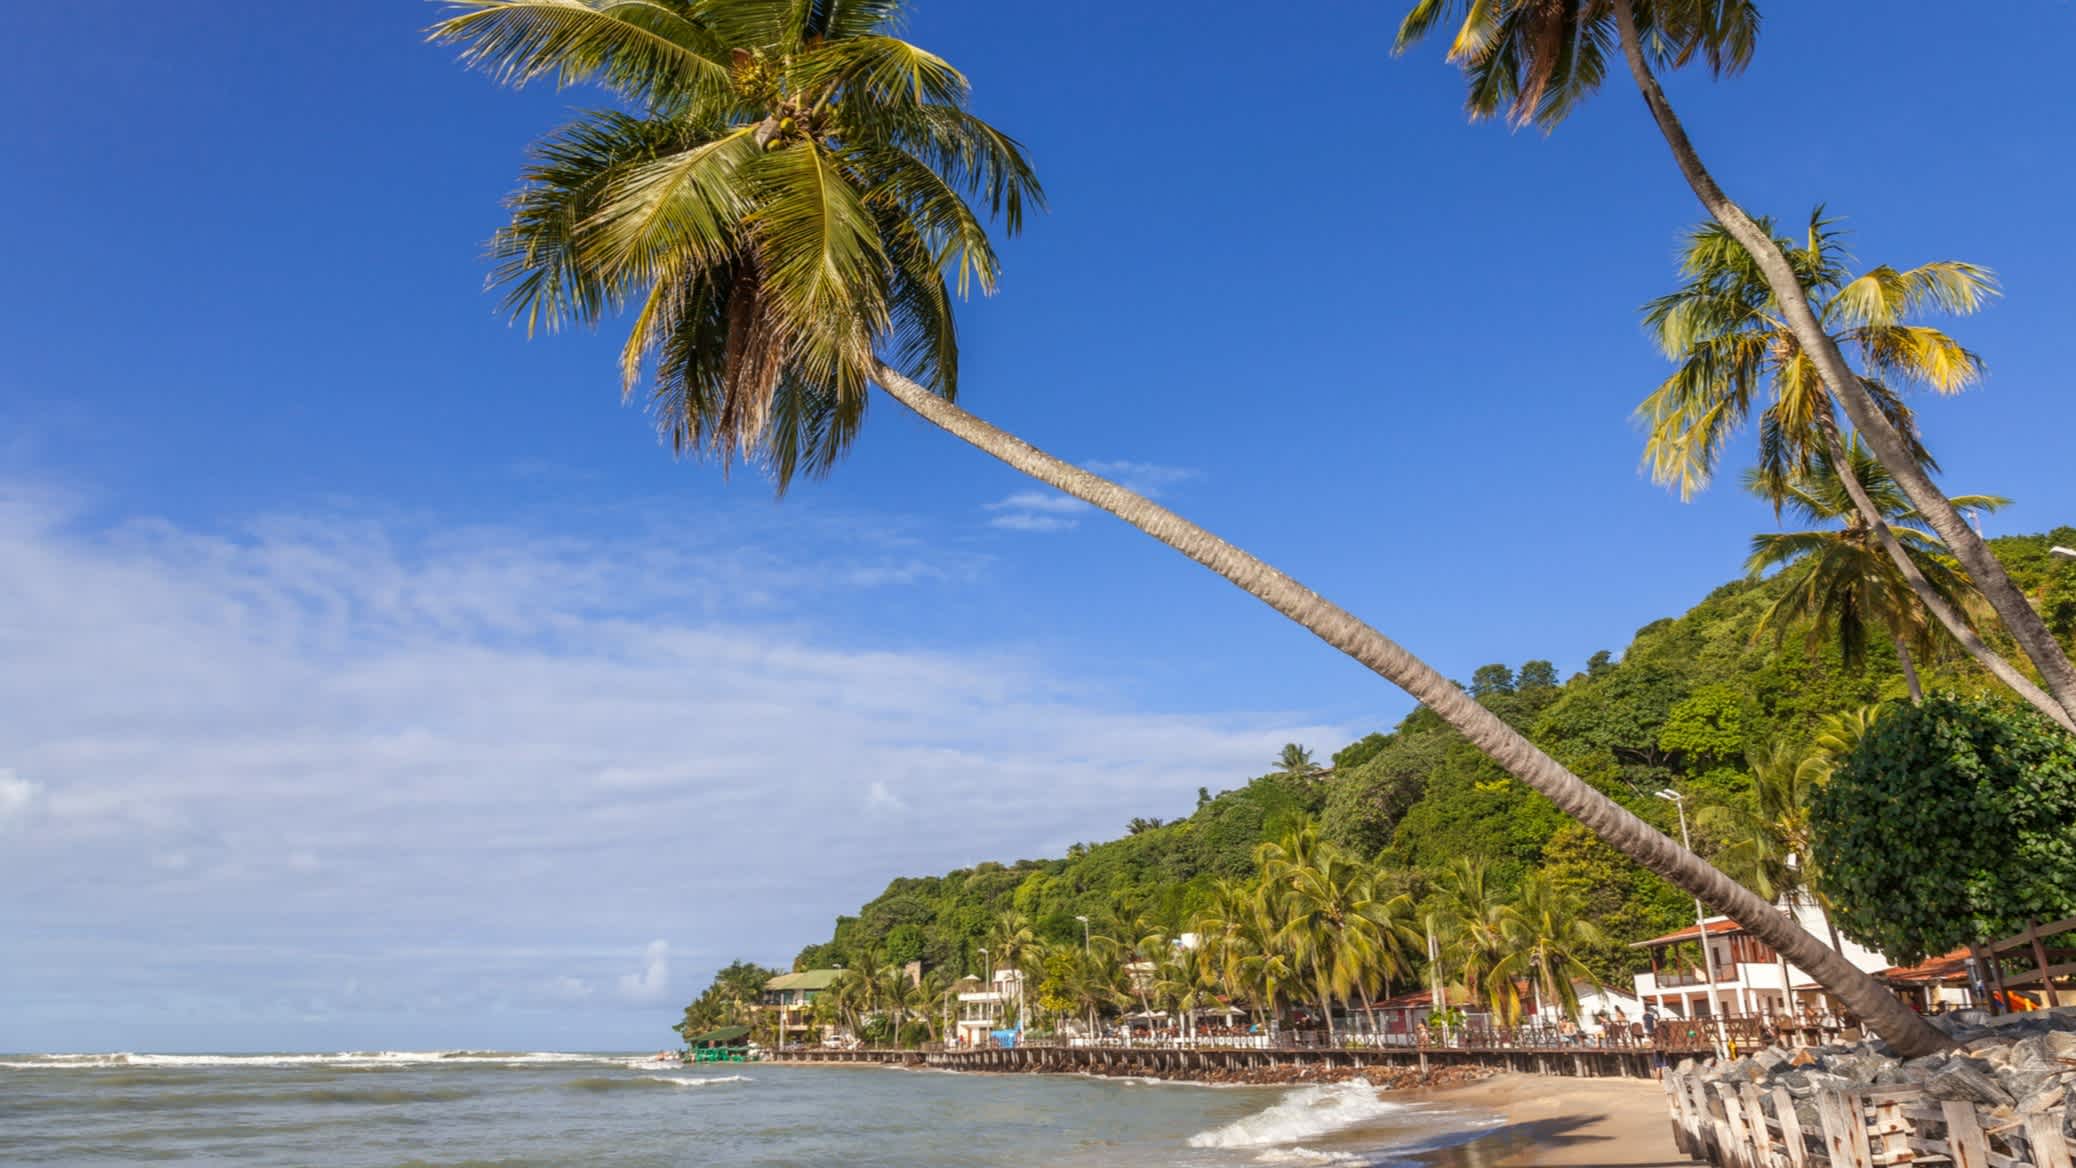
[1924,1061,2017,1107]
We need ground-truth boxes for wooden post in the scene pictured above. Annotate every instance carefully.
[1716,1082,1755,1168]
[1689,1075,1723,1164]
[1739,1082,1777,1168]
[2025,920,2062,1008]
[2024,1108,2073,1168]
[1662,1073,1692,1157]
[1940,1100,1989,1168]
[1817,1089,1874,1168]
[1772,1085,1807,1168]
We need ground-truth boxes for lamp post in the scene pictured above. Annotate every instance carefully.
[1656,789,1721,1017]
[2052,547,2076,559]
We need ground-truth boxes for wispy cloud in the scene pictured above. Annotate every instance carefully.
[984,489,1091,532]
[980,461,1201,534]
[617,940,671,1004]
[0,481,1348,1050]
[1084,460,1201,498]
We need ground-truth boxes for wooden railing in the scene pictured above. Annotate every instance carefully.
[1974,915,2076,1010]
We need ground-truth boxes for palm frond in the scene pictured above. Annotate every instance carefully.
[796,34,966,107]
[749,140,889,391]
[429,0,729,106]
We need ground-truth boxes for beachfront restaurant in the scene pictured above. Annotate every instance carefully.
[1630,906,1896,1022]
[682,1025,751,1062]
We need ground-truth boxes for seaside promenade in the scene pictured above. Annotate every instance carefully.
[768,1019,1719,1081]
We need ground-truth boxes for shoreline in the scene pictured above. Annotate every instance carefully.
[1406,1073,1682,1167]
[759,1059,1681,1165]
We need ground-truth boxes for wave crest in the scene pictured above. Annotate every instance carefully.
[1186,1079,1405,1151]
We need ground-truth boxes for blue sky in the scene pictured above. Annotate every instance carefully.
[2,3,2071,1052]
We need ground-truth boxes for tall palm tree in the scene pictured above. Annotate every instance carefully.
[1392,0,2076,729]
[438,0,1946,1055]
[1700,740,1850,957]
[1745,444,2007,704]
[1430,857,1518,1024]
[1636,212,2059,725]
[1275,743,1324,780]
[1492,873,1606,1024]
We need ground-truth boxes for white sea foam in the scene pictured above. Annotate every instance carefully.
[649,1073,752,1088]
[1186,1079,1406,1151]
[1252,1148,1367,1166]
[0,1051,617,1071]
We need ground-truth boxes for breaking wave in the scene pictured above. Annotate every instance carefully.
[1186,1079,1406,1152]
[562,1074,751,1093]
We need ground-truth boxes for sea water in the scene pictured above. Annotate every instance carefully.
[0,1052,1499,1166]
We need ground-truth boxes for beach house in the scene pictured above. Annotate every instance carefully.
[952,969,1024,1048]
[1629,904,1893,1020]
[762,968,846,1048]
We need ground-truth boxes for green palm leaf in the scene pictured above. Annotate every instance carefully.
[429,0,729,106]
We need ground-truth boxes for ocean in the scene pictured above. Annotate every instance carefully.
[0,1051,1503,1166]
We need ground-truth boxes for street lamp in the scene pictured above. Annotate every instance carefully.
[2052,547,2076,560]
[1656,789,1721,1017]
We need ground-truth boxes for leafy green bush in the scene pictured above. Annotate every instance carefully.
[1811,695,2076,964]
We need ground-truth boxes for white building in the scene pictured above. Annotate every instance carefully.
[1630,902,1892,1019]
[952,969,1025,1048]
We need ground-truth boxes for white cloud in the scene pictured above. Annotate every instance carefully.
[985,491,1089,515]
[0,482,1349,1049]
[1084,460,1200,497]
[983,489,1089,533]
[979,462,1201,533]
[617,940,670,1004]
[987,512,1081,533]
[0,769,40,826]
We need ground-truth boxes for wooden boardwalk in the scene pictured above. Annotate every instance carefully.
[771,1032,1681,1080]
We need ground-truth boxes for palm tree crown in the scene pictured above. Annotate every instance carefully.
[1745,442,2004,683]
[430,0,1043,488]
[1638,211,1996,503]
[1392,0,1757,129]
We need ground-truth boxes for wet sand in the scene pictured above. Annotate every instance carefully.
[1408,1073,1688,1167]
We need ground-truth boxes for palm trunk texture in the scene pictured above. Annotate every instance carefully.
[873,362,1951,1058]
[1610,0,2076,730]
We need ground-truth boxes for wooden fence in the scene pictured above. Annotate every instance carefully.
[1972,917,2076,1011]
[1663,1070,2073,1168]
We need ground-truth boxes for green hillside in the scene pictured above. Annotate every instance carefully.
[776,526,2075,993]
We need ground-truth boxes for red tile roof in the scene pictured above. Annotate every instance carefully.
[1630,919,1744,948]
[1879,948,1972,985]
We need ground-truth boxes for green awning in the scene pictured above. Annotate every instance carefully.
[683,1025,751,1047]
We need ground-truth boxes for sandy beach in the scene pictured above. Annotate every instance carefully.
[1411,1073,1687,1167]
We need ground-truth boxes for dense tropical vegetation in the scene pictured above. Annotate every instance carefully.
[437,0,2076,1057]
[679,536,2076,1043]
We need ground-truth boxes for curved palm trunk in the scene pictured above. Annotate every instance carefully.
[873,362,1950,1057]
[1609,0,2076,730]
[1891,636,1924,703]
[1813,423,2072,730]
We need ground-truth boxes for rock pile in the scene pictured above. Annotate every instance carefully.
[1680,1007,2076,1144]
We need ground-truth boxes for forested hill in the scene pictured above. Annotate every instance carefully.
[784,528,2076,984]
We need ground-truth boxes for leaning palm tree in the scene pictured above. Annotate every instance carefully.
[1637,213,2059,726]
[437,0,1945,1055]
[1745,444,2007,703]
[1394,0,2076,730]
